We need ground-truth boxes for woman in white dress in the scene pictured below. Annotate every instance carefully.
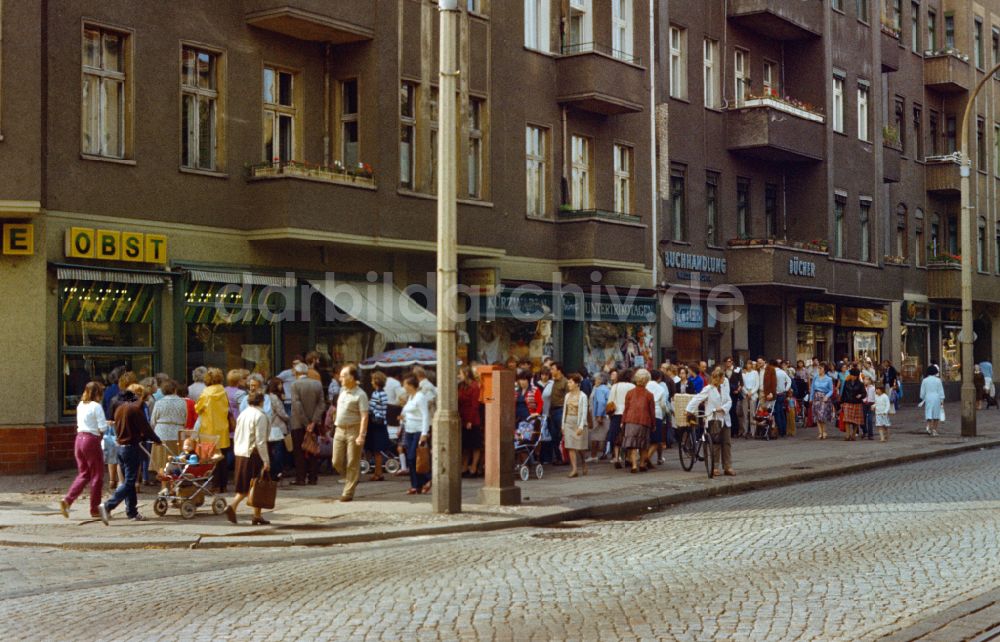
[919,365,946,436]
[561,374,590,478]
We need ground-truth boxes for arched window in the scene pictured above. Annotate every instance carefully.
[895,204,908,258]
[914,208,925,266]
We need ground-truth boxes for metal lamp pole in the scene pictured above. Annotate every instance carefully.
[957,62,1000,437]
[432,0,462,513]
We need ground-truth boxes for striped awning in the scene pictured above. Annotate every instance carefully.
[56,266,168,285]
[187,269,297,287]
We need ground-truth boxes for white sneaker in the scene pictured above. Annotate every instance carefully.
[925,425,932,434]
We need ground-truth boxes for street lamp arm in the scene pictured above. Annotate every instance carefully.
[959,61,1000,163]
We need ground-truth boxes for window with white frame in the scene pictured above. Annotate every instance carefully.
[180,45,219,171]
[834,195,846,258]
[82,25,128,158]
[670,165,686,241]
[525,125,547,217]
[833,75,844,133]
[762,60,777,97]
[467,97,484,199]
[703,39,720,108]
[613,144,632,214]
[340,78,359,167]
[570,135,591,210]
[524,0,549,52]
[262,65,296,163]
[568,0,592,51]
[399,81,416,189]
[857,83,870,142]
[706,172,720,246]
[612,0,633,59]
[911,1,920,53]
[860,200,871,262]
[734,48,749,107]
[669,26,687,99]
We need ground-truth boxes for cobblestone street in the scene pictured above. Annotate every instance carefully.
[3,449,1000,640]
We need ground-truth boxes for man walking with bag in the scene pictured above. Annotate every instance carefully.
[332,364,369,502]
[290,362,326,485]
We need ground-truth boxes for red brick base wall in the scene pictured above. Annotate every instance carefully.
[0,425,78,474]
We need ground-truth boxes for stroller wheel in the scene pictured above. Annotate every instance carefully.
[152,497,169,517]
[180,500,197,520]
[519,465,530,482]
[211,497,228,515]
[535,464,544,480]
[384,458,401,474]
[360,459,371,475]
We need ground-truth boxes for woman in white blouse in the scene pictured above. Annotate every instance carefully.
[686,368,734,478]
[400,375,431,495]
[61,381,107,519]
[741,362,760,438]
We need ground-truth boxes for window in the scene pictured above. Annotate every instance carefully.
[524,0,549,51]
[944,14,954,49]
[737,178,751,239]
[995,123,1000,176]
[82,25,128,159]
[340,78,359,168]
[977,118,986,170]
[614,144,632,214]
[913,105,923,159]
[833,75,845,133]
[911,2,920,53]
[894,97,905,151]
[525,125,547,217]
[669,26,687,99]
[993,27,1000,68]
[180,46,219,171]
[890,0,902,31]
[670,165,686,241]
[570,135,591,210]
[915,208,925,266]
[995,224,1000,272]
[856,0,868,22]
[834,196,846,258]
[833,0,843,11]
[762,60,777,97]
[734,49,749,107]
[568,0,592,50]
[467,0,481,12]
[975,18,985,68]
[399,81,416,189]
[429,87,439,193]
[930,213,940,255]
[896,204,908,257]
[765,183,778,239]
[467,98,484,199]
[978,217,987,271]
[947,214,958,255]
[262,66,296,163]
[927,9,936,50]
[857,83,870,142]
[612,0,633,59]
[929,110,939,155]
[945,115,956,154]
[860,200,871,262]
[706,172,719,246]
[703,39,720,108]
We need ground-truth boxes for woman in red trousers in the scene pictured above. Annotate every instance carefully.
[61,381,107,519]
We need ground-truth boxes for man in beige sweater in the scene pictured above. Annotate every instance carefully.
[332,364,369,502]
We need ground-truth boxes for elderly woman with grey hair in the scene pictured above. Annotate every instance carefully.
[239,373,273,417]
[620,368,656,473]
[187,366,208,402]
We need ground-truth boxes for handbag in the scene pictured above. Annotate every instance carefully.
[301,430,321,456]
[415,444,431,474]
[247,471,277,510]
[604,400,616,415]
[283,433,294,452]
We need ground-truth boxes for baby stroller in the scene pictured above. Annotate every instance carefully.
[753,402,776,440]
[359,450,402,475]
[147,433,228,520]
[514,415,546,481]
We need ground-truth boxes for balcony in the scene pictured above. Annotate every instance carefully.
[555,209,647,268]
[726,0,823,40]
[880,28,900,72]
[556,44,645,115]
[726,98,825,162]
[244,0,374,43]
[883,143,901,183]
[924,156,961,195]
[927,262,960,300]
[726,241,830,290]
[924,51,972,93]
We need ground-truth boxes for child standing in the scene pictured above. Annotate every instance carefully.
[875,383,892,442]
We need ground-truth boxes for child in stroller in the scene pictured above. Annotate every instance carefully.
[514,415,546,481]
[753,402,776,440]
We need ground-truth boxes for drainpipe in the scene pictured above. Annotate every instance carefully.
[649,0,658,287]
[323,43,331,166]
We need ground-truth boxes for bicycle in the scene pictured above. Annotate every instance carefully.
[677,411,715,479]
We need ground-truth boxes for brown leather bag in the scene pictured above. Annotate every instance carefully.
[301,427,321,456]
[247,471,277,509]
[415,444,431,474]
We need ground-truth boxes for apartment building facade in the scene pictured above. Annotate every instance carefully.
[0,0,655,472]
[656,0,1000,393]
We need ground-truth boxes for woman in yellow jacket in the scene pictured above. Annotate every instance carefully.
[195,368,233,492]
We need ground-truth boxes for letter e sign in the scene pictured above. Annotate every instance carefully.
[2,224,34,255]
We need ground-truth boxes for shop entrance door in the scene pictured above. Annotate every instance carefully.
[852,331,880,363]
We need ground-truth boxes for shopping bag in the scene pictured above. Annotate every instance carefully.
[415,444,431,474]
[283,433,293,452]
[837,409,846,432]
[940,408,946,422]
[301,430,321,456]
[247,472,277,509]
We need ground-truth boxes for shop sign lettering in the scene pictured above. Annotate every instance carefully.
[661,251,727,274]
[65,227,167,264]
[673,302,704,329]
[675,270,713,282]
[581,299,657,323]
[2,223,34,255]
[788,256,816,278]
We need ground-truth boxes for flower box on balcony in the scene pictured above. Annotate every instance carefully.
[883,255,908,266]
[741,96,824,123]
[247,160,376,188]
[928,255,961,267]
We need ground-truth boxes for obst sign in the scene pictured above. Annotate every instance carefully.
[65,227,167,264]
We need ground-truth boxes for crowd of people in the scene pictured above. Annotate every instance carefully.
[59,350,989,524]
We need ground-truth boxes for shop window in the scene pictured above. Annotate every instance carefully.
[262,65,297,163]
[941,326,961,381]
[900,323,927,383]
[181,45,221,171]
[82,24,131,159]
[60,281,158,416]
[184,282,279,377]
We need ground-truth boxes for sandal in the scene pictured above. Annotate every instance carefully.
[370,475,385,482]
[406,488,419,495]
[421,482,432,494]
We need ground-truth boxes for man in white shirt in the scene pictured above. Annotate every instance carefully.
[774,360,792,437]
[384,373,403,406]
[649,369,671,463]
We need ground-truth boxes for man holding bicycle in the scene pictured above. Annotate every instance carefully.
[685,368,734,478]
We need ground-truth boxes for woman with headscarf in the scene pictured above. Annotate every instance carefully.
[920,365,946,436]
[839,368,867,441]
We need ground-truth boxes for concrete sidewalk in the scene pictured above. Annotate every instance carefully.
[2,401,998,550]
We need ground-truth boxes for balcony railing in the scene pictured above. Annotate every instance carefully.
[924,50,972,93]
[557,208,641,224]
[560,42,641,65]
[727,96,825,162]
[247,160,376,188]
[924,155,961,195]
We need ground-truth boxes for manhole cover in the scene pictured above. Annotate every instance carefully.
[532,531,598,541]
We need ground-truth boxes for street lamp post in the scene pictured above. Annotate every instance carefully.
[432,0,462,513]
[957,61,1000,437]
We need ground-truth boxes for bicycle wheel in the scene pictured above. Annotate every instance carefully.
[704,433,715,478]
[678,430,695,471]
